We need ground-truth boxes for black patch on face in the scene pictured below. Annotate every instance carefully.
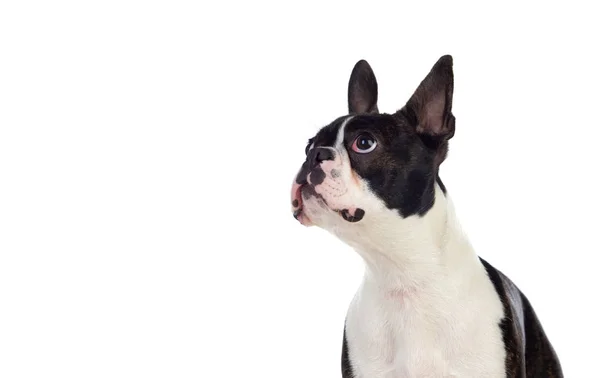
[339,208,365,223]
[294,162,310,185]
[479,258,563,377]
[309,166,326,185]
[301,183,328,206]
[292,199,299,207]
[297,112,444,218]
[339,114,440,217]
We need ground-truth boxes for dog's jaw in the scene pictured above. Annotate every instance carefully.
[291,182,313,226]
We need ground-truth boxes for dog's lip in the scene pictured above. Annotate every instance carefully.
[335,208,365,223]
[291,182,303,210]
[291,182,312,226]
[291,181,365,224]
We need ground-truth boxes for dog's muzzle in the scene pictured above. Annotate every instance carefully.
[291,147,366,225]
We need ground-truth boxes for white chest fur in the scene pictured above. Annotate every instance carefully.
[335,186,508,378]
[344,258,507,378]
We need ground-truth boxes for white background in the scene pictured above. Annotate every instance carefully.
[1,1,598,377]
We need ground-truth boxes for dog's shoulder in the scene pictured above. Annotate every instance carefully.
[479,257,563,377]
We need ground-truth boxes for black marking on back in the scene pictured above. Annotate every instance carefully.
[520,289,563,376]
[479,257,563,377]
[341,327,354,378]
[480,257,525,376]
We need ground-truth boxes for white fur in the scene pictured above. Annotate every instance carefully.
[302,123,507,377]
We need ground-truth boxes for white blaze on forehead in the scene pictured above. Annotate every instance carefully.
[335,116,353,148]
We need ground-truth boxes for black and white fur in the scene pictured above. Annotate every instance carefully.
[290,56,562,377]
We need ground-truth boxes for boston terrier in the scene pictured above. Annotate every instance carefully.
[290,55,562,377]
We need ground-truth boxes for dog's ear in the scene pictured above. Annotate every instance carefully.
[404,55,455,146]
[348,60,379,114]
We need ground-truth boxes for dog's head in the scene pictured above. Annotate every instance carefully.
[291,55,455,245]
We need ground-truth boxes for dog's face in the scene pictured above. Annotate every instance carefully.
[291,56,456,242]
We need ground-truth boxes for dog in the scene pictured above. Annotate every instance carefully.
[290,55,563,377]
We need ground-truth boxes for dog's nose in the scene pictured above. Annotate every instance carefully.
[309,147,334,168]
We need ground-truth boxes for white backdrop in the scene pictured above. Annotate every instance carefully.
[1,1,598,377]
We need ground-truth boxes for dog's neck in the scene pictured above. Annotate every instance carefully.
[337,184,480,295]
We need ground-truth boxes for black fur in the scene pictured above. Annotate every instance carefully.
[480,258,563,377]
[348,59,379,114]
[341,328,353,378]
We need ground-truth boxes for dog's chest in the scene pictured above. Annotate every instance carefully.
[344,276,507,378]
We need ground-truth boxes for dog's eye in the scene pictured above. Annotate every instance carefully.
[305,142,314,155]
[351,134,377,154]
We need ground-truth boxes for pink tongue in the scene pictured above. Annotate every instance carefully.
[291,182,303,210]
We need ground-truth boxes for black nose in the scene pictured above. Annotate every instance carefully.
[309,147,334,168]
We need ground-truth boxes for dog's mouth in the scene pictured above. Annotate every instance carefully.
[291,182,312,226]
[291,182,365,225]
[336,207,365,223]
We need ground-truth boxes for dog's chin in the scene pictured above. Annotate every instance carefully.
[290,185,332,228]
[301,197,335,229]
[296,189,328,227]
[294,205,314,228]
[292,182,367,227]
[302,193,367,228]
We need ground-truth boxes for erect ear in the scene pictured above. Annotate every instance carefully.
[404,55,455,143]
[348,60,379,114]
